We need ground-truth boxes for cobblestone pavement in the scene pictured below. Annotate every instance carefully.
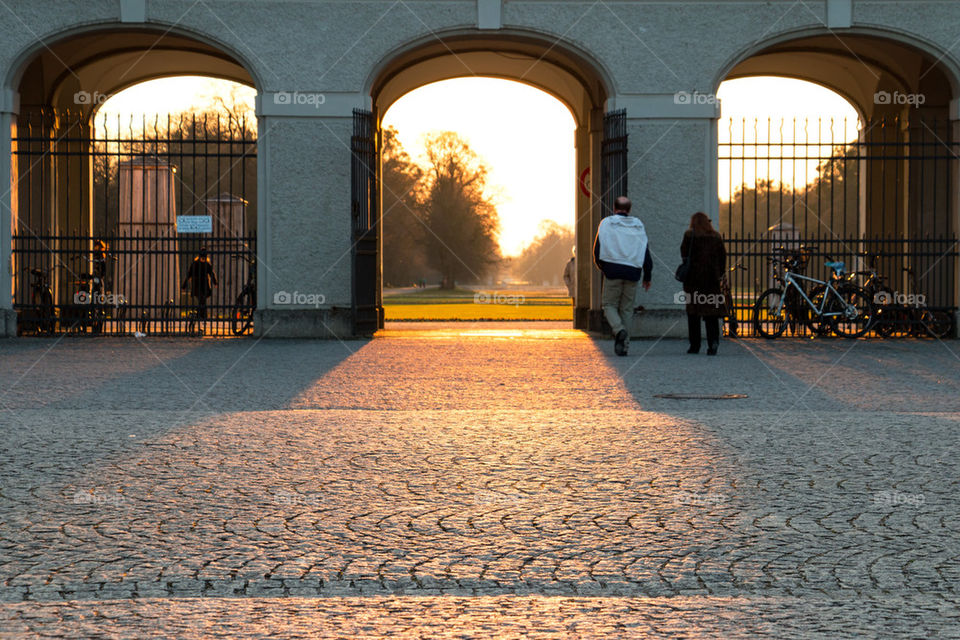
[1,323,959,637]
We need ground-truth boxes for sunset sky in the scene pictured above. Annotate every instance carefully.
[100,75,859,256]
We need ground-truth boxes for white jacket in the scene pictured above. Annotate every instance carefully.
[597,214,649,269]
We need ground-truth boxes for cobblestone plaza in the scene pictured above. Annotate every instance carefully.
[1,325,959,637]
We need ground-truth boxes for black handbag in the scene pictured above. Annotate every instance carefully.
[674,235,695,282]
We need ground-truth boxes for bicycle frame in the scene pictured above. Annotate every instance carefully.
[773,271,848,319]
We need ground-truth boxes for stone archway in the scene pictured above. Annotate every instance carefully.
[356,31,620,334]
[713,29,960,333]
[2,26,261,336]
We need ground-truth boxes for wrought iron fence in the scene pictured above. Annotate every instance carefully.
[13,235,256,336]
[718,116,955,239]
[724,236,957,338]
[12,110,257,336]
[719,115,957,337]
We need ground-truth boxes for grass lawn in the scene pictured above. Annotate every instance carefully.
[384,286,573,321]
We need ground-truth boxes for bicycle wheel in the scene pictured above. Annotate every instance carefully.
[920,309,953,339]
[830,286,874,338]
[232,289,255,336]
[805,284,835,337]
[753,288,787,338]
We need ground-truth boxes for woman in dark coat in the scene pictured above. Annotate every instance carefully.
[680,212,726,355]
[182,247,218,320]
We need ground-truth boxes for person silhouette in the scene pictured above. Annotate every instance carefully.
[182,246,219,321]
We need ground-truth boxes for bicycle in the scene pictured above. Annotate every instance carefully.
[19,267,57,335]
[876,266,953,339]
[65,249,126,334]
[752,249,875,339]
[842,253,896,337]
[231,252,256,336]
[722,264,747,337]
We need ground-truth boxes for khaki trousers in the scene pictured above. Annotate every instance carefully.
[601,276,637,336]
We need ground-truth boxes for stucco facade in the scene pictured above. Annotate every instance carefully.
[1,0,958,337]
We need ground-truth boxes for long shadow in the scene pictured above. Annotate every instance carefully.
[0,337,362,484]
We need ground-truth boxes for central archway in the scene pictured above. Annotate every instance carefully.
[354,31,620,334]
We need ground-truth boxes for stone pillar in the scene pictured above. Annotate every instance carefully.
[0,90,17,336]
[606,94,719,338]
[253,92,364,337]
[573,111,600,331]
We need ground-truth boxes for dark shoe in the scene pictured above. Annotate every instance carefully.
[707,341,718,356]
[687,346,700,354]
[614,330,627,356]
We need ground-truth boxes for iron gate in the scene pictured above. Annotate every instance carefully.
[11,110,257,336]
[600,109,628,215]
[351,108,382,336]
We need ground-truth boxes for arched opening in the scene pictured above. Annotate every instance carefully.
[715,33,959,337]
[8,28,259,336]
[352,32,620,334]
[378,77,577,323]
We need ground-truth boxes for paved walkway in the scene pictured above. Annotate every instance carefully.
[1,324,959,637]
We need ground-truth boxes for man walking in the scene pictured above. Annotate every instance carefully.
[563,254,576,300]
[593,196,652,356]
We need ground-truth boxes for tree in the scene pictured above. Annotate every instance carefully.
[419,132,501,288]
[720,142,859,238]
[381,127,428,286]
[512,220,574,285]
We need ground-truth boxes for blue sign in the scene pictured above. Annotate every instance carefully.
[177,215,213,233]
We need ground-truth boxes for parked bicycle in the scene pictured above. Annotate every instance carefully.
[231,252,256,336]
[753,247,875,338]
[19,267,57,334]
[722,264,747,337]
[63,243,126,334]
[841,253,896,336]
[873,265,953,338]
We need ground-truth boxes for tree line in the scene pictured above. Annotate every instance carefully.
[383,127,574,289]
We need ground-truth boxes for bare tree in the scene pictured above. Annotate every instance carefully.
[419,132,500,288]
